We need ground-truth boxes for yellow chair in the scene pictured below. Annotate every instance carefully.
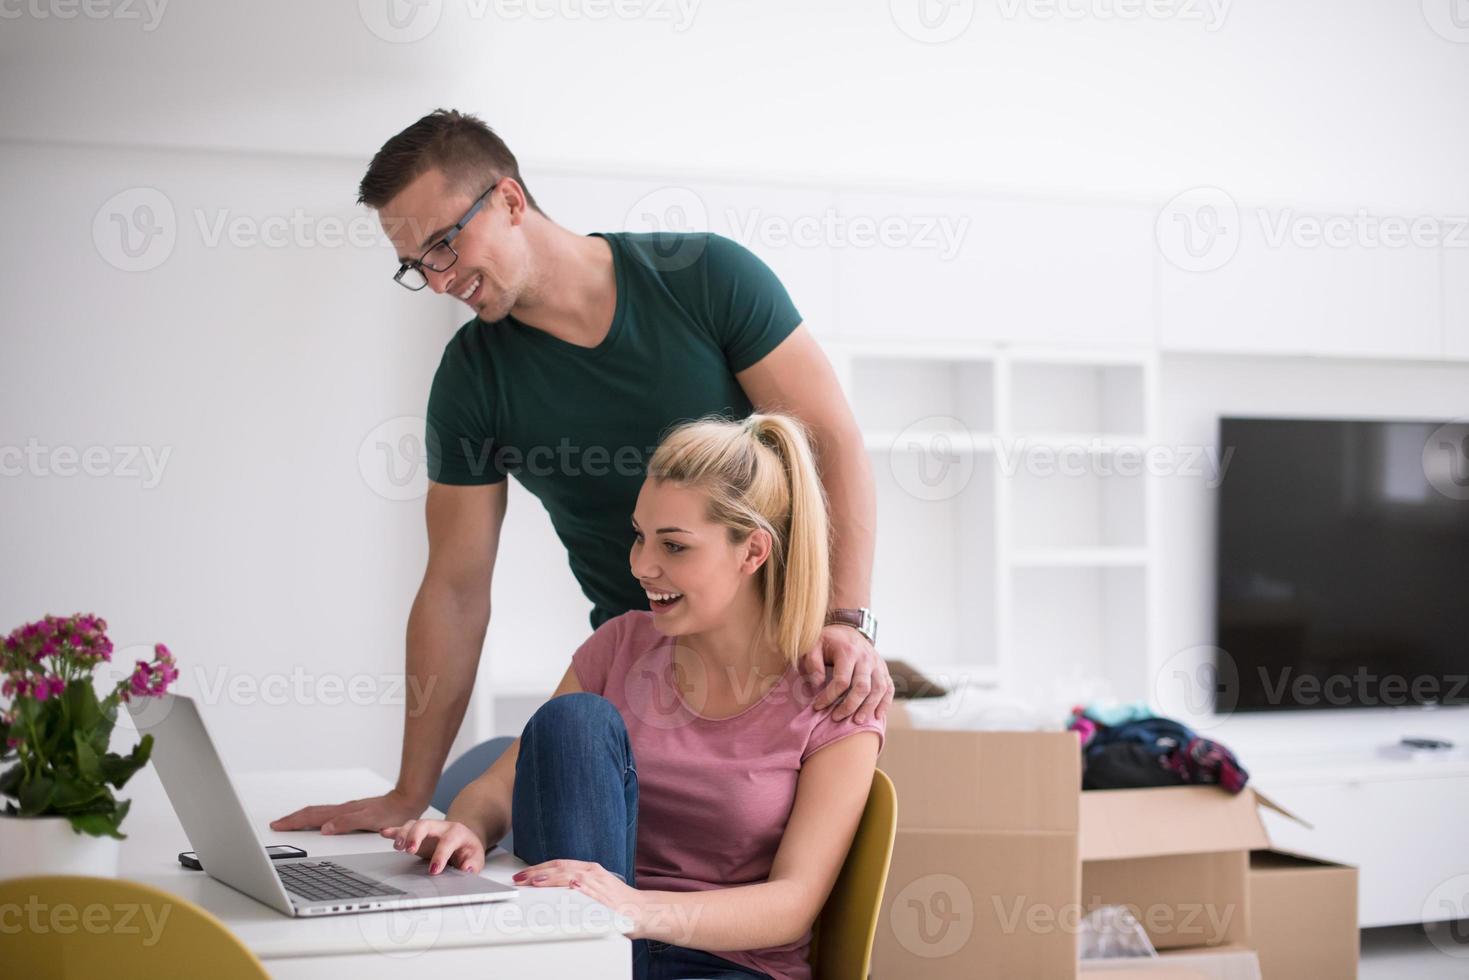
[0,875,269,980]
[810,767,899,980]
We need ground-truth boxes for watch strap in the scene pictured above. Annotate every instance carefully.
[827,607,877,645]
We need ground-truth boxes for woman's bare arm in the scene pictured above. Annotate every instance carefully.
[633,731,880,950]
[443,665,584,847]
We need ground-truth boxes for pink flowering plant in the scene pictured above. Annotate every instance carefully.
[0,613,178,838]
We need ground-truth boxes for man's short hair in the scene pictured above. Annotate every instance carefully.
[357,109,542,213]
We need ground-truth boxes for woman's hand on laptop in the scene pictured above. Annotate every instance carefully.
[380,818,487,875]
[271,788,426,835]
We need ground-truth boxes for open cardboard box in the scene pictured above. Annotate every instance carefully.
[875,699,1357,979]
[1078,785,1289,951]
[1078,779,1357,978]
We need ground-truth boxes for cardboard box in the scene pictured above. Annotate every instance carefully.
[1248,850,1358,979]
[873,729,1082,980]
[1080,944,1263,979]
[872,711,1346,979]
[1080,787,1277,952]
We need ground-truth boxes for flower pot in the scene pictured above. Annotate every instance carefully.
[0,814,120,880]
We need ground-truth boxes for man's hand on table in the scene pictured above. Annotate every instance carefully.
[271,787,426,835]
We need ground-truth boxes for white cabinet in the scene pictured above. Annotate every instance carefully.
[849,355,994,440]
[833,342,1158,701]
[1010,564,1149,698]
[1257,772,1469,928]
[872,442,998,683]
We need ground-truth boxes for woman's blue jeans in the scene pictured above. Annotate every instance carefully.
[509,692,771,980]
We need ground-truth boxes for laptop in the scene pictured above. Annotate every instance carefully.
[131,692,518,917]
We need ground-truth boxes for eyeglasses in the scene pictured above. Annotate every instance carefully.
[393,180,501,291]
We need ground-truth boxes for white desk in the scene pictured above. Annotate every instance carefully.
[118,766,632,978]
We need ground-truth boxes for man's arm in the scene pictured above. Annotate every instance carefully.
[271,479,507,833]
[380,664,586,873]
[736,324,891,724]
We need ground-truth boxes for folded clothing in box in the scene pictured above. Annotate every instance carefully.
[1068,707,1250,793]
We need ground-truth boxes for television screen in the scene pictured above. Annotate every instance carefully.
[1215,417,1469,712]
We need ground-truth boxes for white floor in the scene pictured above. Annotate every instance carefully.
[1360,922,1469,978]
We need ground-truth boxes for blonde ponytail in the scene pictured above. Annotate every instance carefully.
[647,413,831,664]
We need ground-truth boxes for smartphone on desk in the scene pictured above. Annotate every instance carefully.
[179,844,307,871]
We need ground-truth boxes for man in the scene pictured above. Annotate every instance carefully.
[274,110,890,835]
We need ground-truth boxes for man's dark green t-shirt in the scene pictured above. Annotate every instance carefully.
[425,232,803,628]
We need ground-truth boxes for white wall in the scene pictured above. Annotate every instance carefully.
[0,141,460,773]
[3,1,1469,211]
[3,0,1469,772]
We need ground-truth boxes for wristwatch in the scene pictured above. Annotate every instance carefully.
[827,607,878,646]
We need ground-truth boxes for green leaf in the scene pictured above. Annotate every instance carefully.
[36,698,68,758]
[63,679,104,738]
[51,776,109,813]
[74,733,102,781]
[101,734,152,790]
[95,711,116,748]
[67,808,127,840]
[17,774,55,816]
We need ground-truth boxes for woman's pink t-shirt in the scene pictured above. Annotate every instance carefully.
[570,610,885,980]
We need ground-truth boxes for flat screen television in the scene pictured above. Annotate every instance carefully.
[1215,417,1469,713]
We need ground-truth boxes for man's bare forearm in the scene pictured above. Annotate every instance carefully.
[396,580,491,806]
[817,416,875,609]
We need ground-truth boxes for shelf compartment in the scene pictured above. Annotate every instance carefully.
[1009,361,1145,436]
[849,357,994,439]
[869,446,996,677]
[1009,564,1147,702]
[1008,465,1145,550]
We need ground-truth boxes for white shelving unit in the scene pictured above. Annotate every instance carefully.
[829,341,1160,703]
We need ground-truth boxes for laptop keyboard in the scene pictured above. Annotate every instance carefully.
[278,861,408,904]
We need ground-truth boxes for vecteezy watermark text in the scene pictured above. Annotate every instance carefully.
[0,439,171,489]
[357,0,700,44]
[0,0,168,30]
[0,897,171,946]
[1157,186,1469,273]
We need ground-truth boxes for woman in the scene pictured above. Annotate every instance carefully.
[381,413,885,980]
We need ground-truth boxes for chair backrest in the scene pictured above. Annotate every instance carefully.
[434,734,516,814]
[810,767,899,980]
[0,874,270,980]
